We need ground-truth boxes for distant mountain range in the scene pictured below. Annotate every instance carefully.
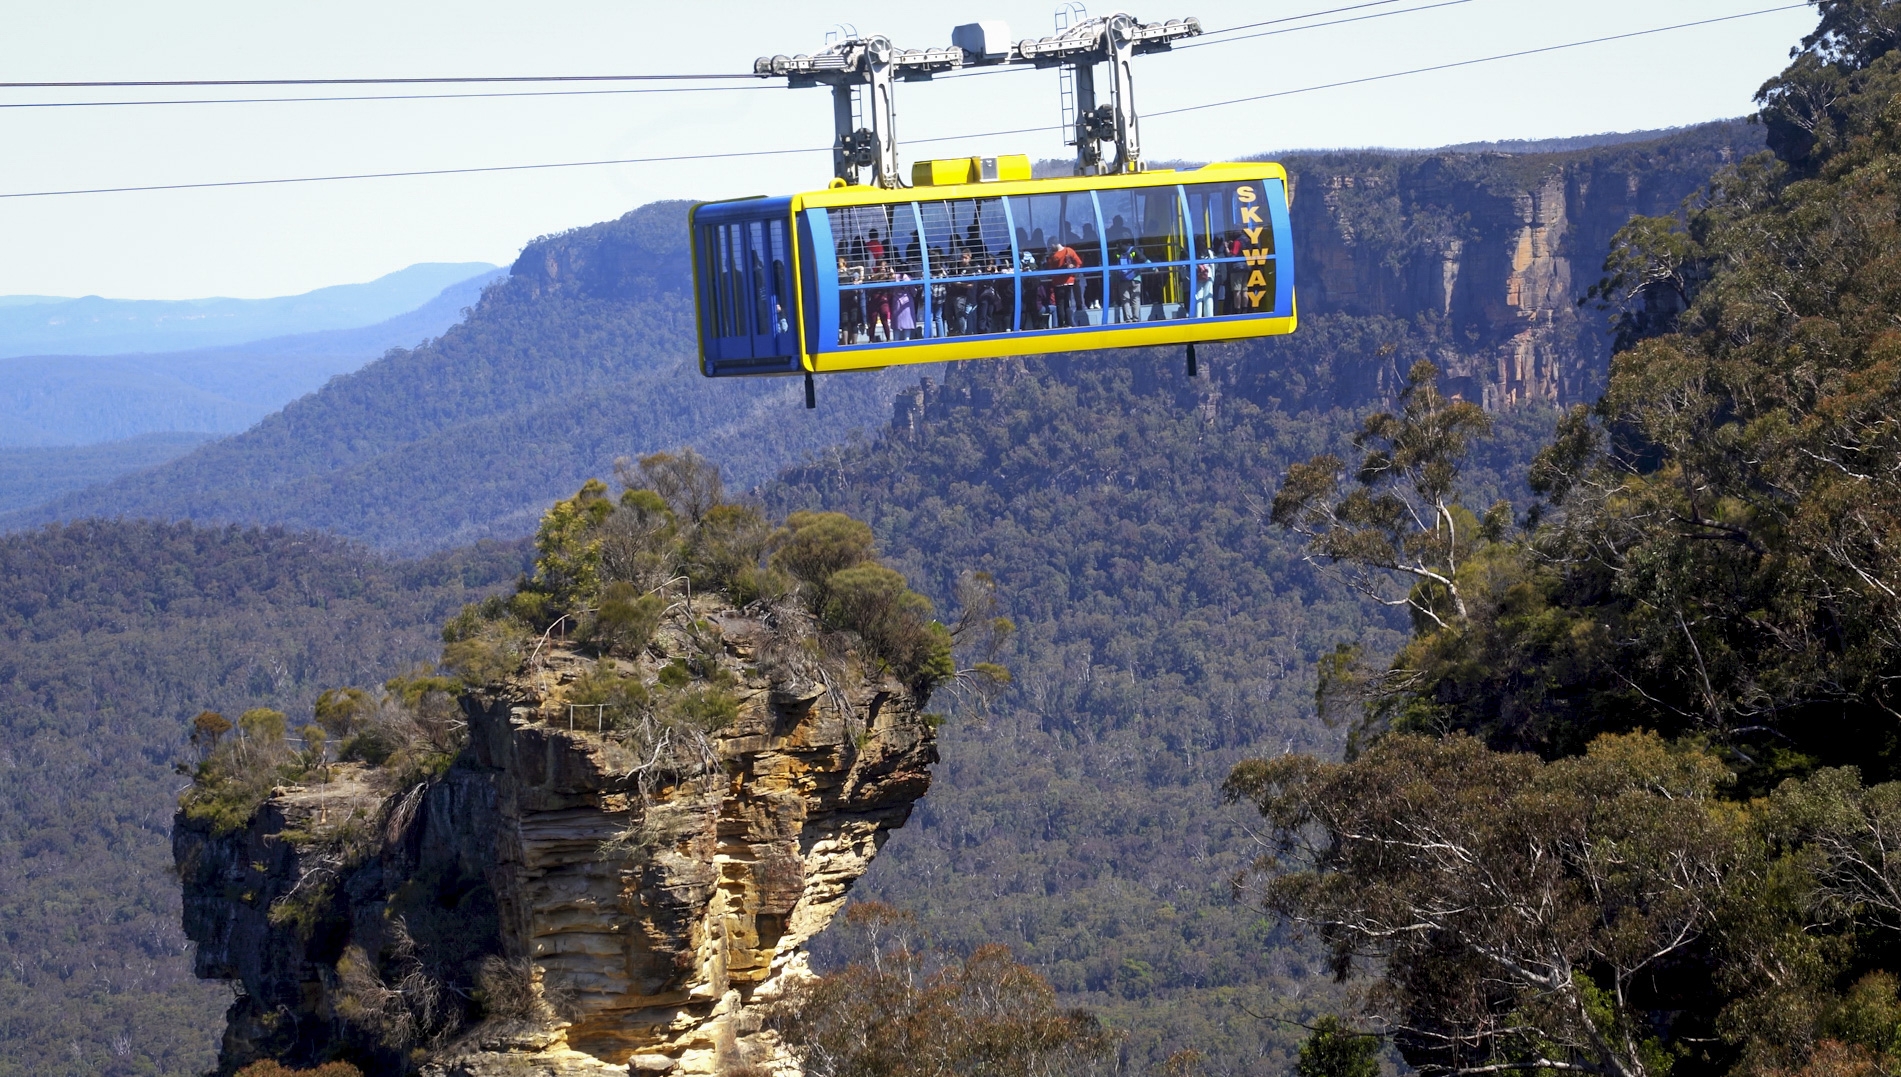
[0,267,504,449]
[0,261,496,358]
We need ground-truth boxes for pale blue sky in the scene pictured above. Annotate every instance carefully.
[0,0,1817,299]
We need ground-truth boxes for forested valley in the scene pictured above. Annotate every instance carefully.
[9,3,1901,1073]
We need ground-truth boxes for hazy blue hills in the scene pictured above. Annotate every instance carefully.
[0,201,924,553]
[0,267,504,450]
[0,261,496,358]
[0,433,217,516]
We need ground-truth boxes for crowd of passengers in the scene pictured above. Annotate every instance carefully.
[834,217,1269,345]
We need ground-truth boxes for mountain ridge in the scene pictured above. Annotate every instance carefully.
[0,261,497,358]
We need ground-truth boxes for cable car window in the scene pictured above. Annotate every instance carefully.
[828,205,920,344]
[699,226,724,341]
[749,221,772,340]
[1183,181,1277,317]
[1096,187,1188,321]
[767,219,791,337]
[917,198,1014,339]
[1014,192,1106,328]
[724,224,749,339]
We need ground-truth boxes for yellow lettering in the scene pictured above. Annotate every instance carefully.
[1244,248,1270,266]
[1237,185,1257,203]
[1241,206,1264,225]
[1247,269,1267,288]
[1244,227,1265,244]
[1246,289,1267,308]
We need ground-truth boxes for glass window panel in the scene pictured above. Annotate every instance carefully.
[1183,181,1277,316]
[1097,187,1185,266]
[828,205,922,279]
[749,221,772,337]
[767,219,790,335]
[848,281,924,343]
[918,198,1012,277]
[1011,192,1101,268]
[701,227,724,339]
[725,225,748,339]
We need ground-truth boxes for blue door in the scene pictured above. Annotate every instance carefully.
[695,199,799,376]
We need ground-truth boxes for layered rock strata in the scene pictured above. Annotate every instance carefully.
[175,598,936,1075]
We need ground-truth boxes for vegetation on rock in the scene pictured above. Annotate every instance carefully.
[1240,6,1901,1073]
[771,902,1118,1077]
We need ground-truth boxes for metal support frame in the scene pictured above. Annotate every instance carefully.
[755,11,1198,187]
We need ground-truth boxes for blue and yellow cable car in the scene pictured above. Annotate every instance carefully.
[689,158,1295,382]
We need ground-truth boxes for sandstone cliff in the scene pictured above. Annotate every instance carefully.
[174,593,936,1076]
[1282,120,1765,407]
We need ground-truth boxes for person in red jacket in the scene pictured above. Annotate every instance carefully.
[1045,241,1084,328]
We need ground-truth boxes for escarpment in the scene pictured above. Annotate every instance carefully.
[175,599,935,1076]
[175,469,956,1075]
[1282,120,1765,407]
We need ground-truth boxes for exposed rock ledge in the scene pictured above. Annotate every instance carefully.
[175,598,937,1075]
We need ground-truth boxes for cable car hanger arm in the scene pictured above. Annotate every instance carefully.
[752,12,1201,188]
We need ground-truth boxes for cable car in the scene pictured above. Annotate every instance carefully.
[689,157,1295,382]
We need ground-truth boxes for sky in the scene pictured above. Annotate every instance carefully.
[0,0,1818,300]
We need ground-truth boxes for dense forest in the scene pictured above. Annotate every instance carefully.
[0,12,1872,1073]
[0,522,522,1076]
[1223,4,1901,1074]
[768,336,1555,1070]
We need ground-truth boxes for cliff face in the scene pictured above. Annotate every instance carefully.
[175,597,935,1076]
[1283,120,1764,406]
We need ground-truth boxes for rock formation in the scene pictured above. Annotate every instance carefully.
[175,593,937,1075]
[1283,120,1765,407]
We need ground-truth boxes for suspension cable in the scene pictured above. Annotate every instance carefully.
[0,4,1810,200]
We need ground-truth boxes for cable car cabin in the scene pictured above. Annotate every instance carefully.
[689,160,1295,378]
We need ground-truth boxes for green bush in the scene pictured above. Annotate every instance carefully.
[822,564,955,693]
[773,511,876,605]
[566,661,653,733]
[686,503,780,602]
[587,581,666,656]
[236,1062,364,1077]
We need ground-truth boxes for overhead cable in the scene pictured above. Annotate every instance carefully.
[0,147,833,200]
[1196,0,1416,36]
[0,72,755,89]
[0,4,1811,200]
[0,85,764,110]
[3,1,1421,95]
[6,0,1486,108]
[1173,0,1481,50]
[1151,3,1808,117]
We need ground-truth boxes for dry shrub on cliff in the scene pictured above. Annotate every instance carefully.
[235,1062,364,1077]
[473,955,543,1022]
[772,904,1117,1077]
[333,919,455,1053]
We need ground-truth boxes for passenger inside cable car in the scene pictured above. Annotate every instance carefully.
[690,163,1293,381]
[815,178,1277,347]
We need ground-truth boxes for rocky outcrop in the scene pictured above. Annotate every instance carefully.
[175,595,936,1075]
[1284,120,1764,407]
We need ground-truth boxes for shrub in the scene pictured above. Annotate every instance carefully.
[238,707,288,745]
[235,1062,364,1077]
[567,661,653,733]
[313,688,372,741]
[475,955,541,1021]
[822,564,956,693]
[587,581,666,656]
[597,487,678,591]
[773,511,876,604]
[686,503,780,602]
